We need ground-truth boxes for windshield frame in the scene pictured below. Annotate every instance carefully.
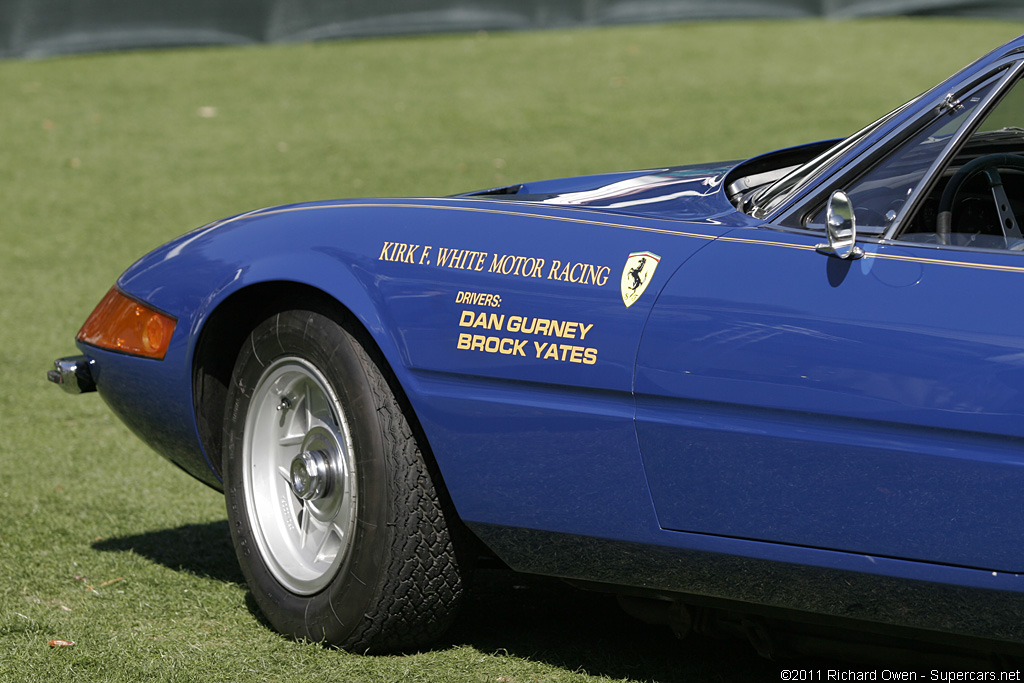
[746,98,919,220]
[883,59,1024,241]
[744,39,1024,223]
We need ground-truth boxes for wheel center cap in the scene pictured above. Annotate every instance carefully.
[290,450,330,500]
[289,424,345,502]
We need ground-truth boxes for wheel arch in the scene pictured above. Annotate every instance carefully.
[190,280,445,504]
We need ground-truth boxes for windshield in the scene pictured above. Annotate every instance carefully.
[747,97,919,219]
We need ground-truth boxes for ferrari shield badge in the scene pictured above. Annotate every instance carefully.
[620,251,660,307]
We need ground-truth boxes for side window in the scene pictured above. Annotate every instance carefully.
[897,74,1024,250]
[806,84,994,234]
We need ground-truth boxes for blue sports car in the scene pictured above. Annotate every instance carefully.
[50,33,1024,658]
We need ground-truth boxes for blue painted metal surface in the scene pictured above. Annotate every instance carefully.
[635,233,1024,572]
[62,33,1024,646]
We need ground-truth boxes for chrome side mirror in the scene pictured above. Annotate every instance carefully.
[816,190,864,259]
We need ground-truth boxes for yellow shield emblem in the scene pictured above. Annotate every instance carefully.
[620,251,660,308]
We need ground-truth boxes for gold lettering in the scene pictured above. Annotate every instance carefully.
[544,259,611,286]
[469,312,504,330]
[436,247,456,267]
[527,257,544,278]
[375,241,420,263]
[438,247,487,270]
[457,335,529,357]
[547,260,562,280]
[381,241,605,286]
[489,253,544,278]
[458,311,598,365]
[527,341,599,364]
[455,291,503,308]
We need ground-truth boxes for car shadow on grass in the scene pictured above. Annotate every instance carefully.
[93,521,1002,679]
[92,519,244,585]
[92,521,780,680]
[442,563,782,681]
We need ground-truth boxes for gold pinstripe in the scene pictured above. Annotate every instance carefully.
[237,201,1024,275]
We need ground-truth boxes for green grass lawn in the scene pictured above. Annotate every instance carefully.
[2,18,1023,681]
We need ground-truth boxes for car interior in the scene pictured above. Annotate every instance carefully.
[853,72,1024,251]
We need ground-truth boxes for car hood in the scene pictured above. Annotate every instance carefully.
[458,161,739,222]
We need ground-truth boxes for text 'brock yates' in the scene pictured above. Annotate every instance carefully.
[378,241,611,287]
[456,310,599,365]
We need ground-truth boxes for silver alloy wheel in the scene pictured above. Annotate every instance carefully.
[242,356,358,595]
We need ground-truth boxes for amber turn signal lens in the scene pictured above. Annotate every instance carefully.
[77,287,177,360]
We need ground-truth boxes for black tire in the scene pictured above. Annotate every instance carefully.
[222,308,464,652]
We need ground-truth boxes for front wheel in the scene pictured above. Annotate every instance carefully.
[223,308,465,652]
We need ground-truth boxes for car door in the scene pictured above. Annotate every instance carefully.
[633,55,1024,573]
[635,232,1024,572]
